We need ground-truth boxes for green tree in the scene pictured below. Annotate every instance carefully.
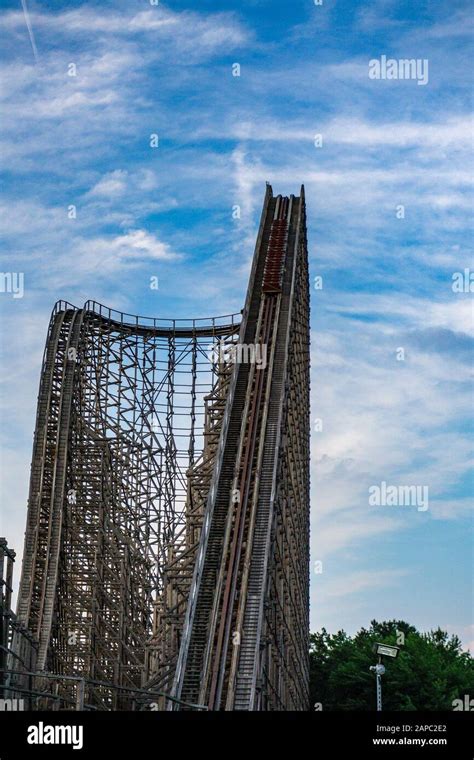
[309,620,473,710]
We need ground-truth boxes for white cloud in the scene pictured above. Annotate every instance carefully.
[329,294,473,335]
[416,9,474,39]
[0,6,249,54]
[65,230,181,278]
[197,115,472,149]
[103,229,179,261]
[314,569,409,602]
[88,169,128,197]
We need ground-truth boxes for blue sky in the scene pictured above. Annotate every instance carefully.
[0,0,472,649]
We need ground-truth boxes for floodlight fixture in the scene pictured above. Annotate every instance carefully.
[373,642,400,659]
[370,643,400,710]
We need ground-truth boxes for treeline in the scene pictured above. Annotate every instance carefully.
[309,620,473,710]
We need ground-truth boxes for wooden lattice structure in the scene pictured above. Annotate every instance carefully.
[10,184,310,710]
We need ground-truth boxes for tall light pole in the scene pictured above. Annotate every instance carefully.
[370,643,400,711]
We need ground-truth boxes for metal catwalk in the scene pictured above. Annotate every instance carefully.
[5,184,310,710]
